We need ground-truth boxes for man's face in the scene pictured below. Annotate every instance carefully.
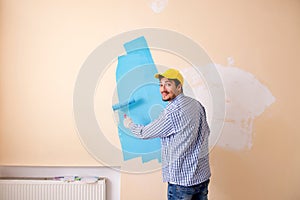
[159,77,181,102]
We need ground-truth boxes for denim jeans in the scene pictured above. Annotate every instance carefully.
[168,179,210,200]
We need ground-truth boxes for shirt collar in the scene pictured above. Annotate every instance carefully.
[168,93,184,105]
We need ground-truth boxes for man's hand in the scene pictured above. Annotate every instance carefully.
[123,114,133,128]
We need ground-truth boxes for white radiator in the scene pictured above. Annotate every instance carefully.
[0,178,106,200]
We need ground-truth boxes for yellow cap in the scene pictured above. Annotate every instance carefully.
[154,68,184,85]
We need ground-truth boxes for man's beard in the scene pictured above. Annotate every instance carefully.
[161,91,170,101]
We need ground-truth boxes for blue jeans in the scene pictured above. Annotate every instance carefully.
[168,179,210,200]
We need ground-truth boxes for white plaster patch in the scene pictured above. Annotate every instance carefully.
[182,60,275,151]
[148,0,168,13]
[215,63,275,150]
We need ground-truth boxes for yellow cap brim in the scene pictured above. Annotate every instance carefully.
[154,73,161,79]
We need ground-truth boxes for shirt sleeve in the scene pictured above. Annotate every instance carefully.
[129,109,176,139]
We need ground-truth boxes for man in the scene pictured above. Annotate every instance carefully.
[123,68,211,200]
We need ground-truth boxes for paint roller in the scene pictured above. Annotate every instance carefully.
[112,98,136,111]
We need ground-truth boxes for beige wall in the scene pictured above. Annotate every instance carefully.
[1,0,300,199]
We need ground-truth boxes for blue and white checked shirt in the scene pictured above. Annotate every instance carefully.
[129,93,211,186]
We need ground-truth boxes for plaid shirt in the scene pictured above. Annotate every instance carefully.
[129,93,211,186]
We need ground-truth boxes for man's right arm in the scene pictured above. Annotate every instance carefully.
[124,110,176,139]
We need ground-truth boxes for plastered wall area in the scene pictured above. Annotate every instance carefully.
[1,0,300,200]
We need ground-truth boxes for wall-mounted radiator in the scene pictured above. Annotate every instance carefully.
[0,178,106,200]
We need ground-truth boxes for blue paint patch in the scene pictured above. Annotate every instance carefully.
[115,36,166,163]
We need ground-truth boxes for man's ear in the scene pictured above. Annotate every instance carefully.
[177,84,182,92]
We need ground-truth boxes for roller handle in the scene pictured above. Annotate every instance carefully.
[112,99,136,111]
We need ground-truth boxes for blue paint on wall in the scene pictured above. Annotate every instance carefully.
[115,36,166,163]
